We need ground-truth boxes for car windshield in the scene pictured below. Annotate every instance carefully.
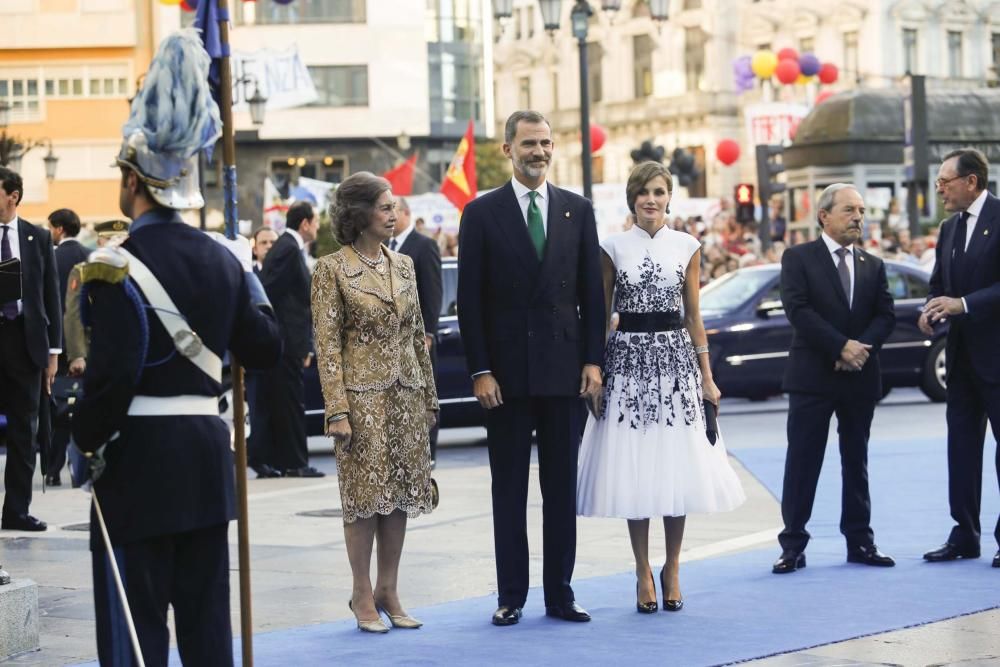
[700,267,779,314]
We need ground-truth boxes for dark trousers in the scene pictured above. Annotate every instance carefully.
[944,342,1000,550]
[0,316,41,520]
[779,391,876,553]
[486,396,581,608]
[46,418,71,480]
[92,523,233,667]
[245,370,277,469]
[265,352,308,471]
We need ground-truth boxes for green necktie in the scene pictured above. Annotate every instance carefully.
[527,191,545,260]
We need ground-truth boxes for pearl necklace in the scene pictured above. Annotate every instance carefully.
[351,243,386,273]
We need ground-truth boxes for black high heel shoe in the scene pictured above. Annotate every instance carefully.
[636,572,658,614]
[659,568,683,612]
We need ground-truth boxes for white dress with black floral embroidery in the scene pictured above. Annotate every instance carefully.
[577,225,745,519]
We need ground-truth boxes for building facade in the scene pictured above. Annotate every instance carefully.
[0,0,178,222]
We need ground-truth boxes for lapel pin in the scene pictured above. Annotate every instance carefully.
[27,235,33,241]
[858,255,865,262]
[985,229,990,236]
[564,211,571,219]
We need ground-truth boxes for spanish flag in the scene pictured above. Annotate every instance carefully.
[382,153,417,196]
[440,120,477,212]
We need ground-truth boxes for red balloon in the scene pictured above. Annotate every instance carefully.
[715,139,740,166]
[815,90,834,105]
[774,59,801,85]
[180,0,195,10]
[818,62,839,84]
[777,47,799,62]
[589,123,606,154]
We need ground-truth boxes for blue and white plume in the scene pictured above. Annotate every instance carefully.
[116,29,222,210]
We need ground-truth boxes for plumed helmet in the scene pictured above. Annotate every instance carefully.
[115,29,222,210]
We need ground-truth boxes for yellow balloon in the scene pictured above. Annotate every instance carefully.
[751,50,778,79]
[159,0,181,5]
[796,73,814,85]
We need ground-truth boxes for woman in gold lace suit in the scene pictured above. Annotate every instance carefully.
[311,172,438,633]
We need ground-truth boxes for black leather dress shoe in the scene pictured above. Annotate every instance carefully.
[1,514,48,531]
[847,544,895,567]
[544,601,591,622]
[923,543,980,562]
[772,550,806,574]
[250,463,283,479]
[44,474,61,487]
[491,606,523,626]
[992,551,999,568]
[285,466,325,478]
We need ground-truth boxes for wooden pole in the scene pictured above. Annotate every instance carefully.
[215,2,254,665]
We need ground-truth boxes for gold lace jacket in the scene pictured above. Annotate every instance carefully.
[311,247,439,420]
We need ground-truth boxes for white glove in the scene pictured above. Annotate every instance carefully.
[206,231,253,273]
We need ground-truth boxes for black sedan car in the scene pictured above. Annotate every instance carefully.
[303,257,482,434]
[700,260,947,402]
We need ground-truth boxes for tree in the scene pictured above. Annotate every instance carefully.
[476,141,511,191]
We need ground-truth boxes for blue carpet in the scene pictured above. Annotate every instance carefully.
[77,436,1000,666]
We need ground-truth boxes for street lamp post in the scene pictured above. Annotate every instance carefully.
[0,101,59,180]
[497,1,667,200]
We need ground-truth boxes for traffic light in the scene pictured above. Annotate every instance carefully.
[735,183,755,224]
[754,144,786,210]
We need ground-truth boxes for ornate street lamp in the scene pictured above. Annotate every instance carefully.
[243,78,268,127]
[648,0,670,22]
[0,101,59,180]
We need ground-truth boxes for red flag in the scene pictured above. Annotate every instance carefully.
[383,154,416,196]
[440,120,477,212]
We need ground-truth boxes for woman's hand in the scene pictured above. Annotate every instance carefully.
[326,417,353,452]
[426,410,438,430]
[703,377,722,408]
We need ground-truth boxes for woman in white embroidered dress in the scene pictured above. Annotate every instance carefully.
[576,162,745,613]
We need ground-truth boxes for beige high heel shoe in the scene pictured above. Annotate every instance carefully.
[348,600,389,633]
[376,604,423,629]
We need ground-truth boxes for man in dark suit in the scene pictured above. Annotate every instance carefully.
[391,197,443,460]
[0,166,61,531]
[246,225,281,478]
[458,110,605,625]
[773,183,896,574]
[44,208,91,486]
[920,148,1000,569]
[260,201,324,477]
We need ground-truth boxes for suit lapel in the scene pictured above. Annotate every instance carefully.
[851,246,872,311]
[494,182,542,276]
[961,193,999,283]
[17,219,36,284]
[343,246,394,307]
[536,184,569,291]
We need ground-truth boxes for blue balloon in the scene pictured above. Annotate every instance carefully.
[799,53,821,77]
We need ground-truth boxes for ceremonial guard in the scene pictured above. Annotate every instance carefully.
[71,32,281,666]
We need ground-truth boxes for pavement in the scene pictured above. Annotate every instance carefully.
[1,387,998,666]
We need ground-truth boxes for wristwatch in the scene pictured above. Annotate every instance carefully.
[327,413,348,423]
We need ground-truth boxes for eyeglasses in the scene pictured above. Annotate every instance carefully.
[934,174,967,188]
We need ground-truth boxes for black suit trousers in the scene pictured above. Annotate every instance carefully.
[486,396,580,608]
[944,337,1000,550]
[266,352,309,471]
[245,369,277,469]
[779,391,876,553]
[92,523,232,667]
[0,317,41,519]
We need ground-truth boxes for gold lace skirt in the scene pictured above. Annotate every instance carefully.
[336,382,433,523]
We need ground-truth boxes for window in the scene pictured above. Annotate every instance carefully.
[551,72,559,110]
[633,34,654,98]
[885,268,908,300]
[843,31,858,80]
[526,4,534,39]
[993,33,1000,74]
[255,0,365,25]
[902,28,918,74]
[514,7,522,39]
[518,76,531,109]
[587,42,603,104]
[685,28,706,92]
[948,31,963,77]
[44,64,129,99]
[682,0,702,8]
[307,66,368,107]
[0,76,41,120]
[799,37,814,54]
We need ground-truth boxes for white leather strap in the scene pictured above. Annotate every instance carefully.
[119,248,223,383]
[128,395,219,416]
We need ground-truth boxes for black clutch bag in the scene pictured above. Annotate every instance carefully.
[703,399,718,446]
[51,376,84,427]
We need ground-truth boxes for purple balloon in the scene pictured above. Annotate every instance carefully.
[799,53,821,77]
[733,55,753,79]
[273,0,295,4]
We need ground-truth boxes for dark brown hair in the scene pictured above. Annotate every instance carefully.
[329,172,391,245]
[48,208,81,236]
[942,148,989,192]
[626,161,673,213]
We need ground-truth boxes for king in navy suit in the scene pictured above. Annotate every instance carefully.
[920,148,1000,569]
[457,111,605,626]
[773,184,896,574]
[71,32,281,666]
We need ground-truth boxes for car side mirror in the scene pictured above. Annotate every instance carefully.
[755,299,784,319]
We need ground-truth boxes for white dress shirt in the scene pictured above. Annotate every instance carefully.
[284,227,305,251]
[961,188,988,251]
[390,220,415,251]
[511,178,549,237]
[821,232,855,307]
